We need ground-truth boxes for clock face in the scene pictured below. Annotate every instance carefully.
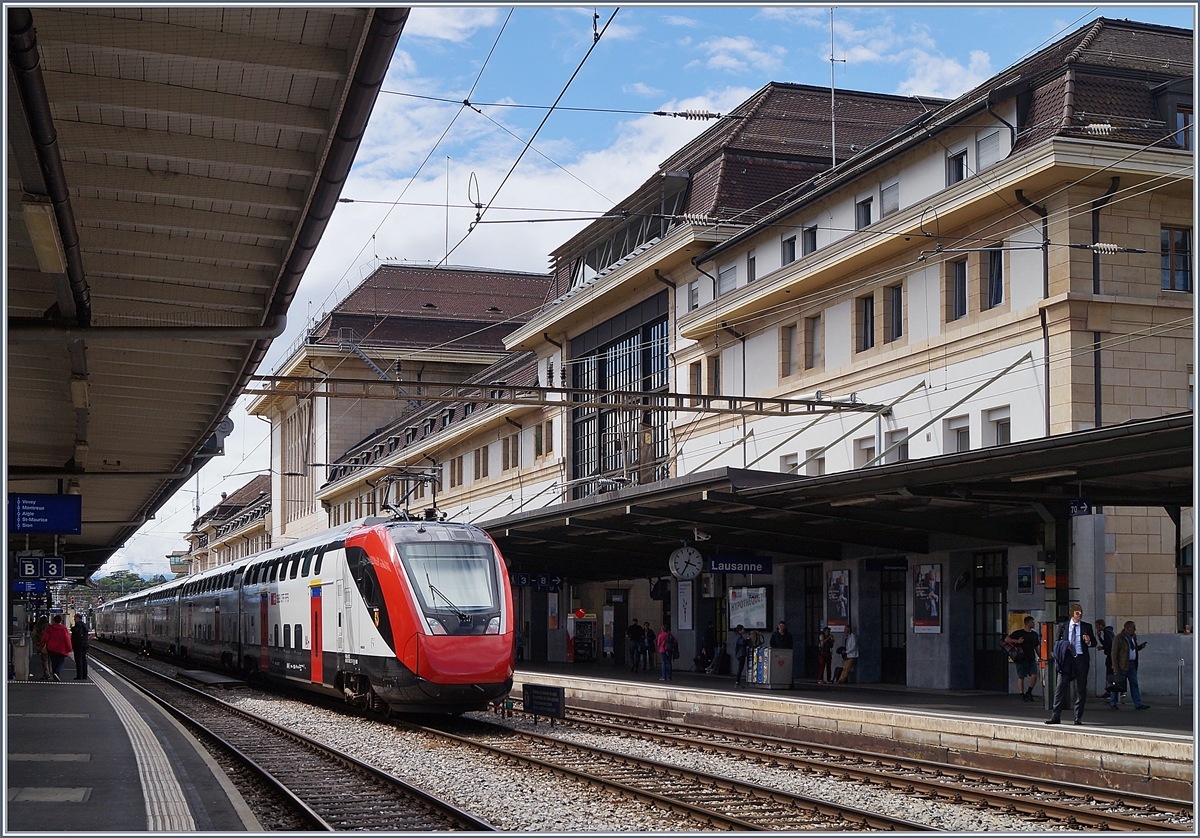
[669,546,703,579]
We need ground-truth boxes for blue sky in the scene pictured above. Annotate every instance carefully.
[101,4,1194,577]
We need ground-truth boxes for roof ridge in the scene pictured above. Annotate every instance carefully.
[1066,18,1107,64]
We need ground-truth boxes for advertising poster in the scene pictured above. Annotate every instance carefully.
[728,586,767,629]
[826,570,850,630]
[677,580,693,630]
[547,591,558,630]
[1017,565,1034,594]
[913,564,942,633]
[602,605,614,655]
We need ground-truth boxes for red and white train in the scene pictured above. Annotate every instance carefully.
[95,517,515,713]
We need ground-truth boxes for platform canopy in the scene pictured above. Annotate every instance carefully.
[6,7,408,577]
[486,414,1193,582]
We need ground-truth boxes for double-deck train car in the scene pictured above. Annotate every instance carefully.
[96,517,515,713]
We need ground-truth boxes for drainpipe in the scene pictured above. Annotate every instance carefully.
[692,255,719,299]
[1091,178,1120,429]
[8,8,90,327]
[986,89,1018,149]
[1016,190,1051,437]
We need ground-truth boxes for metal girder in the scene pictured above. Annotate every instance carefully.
[244,375,886,417]
[625,504,842,559]
[62,160,306,211]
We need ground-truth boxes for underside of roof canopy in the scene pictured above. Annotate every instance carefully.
[6,6,408,577]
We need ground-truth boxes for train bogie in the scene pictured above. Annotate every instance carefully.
[96,517,515,713]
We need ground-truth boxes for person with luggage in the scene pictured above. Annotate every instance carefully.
[1005,616,1040,701]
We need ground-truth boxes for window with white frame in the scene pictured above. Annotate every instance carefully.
[947,148,967,185]
[976,130,1001,170]
[854,436,876,469]
[717,263,737,296]
[779,453,798,475]
[949,258,968,320]
[880,182,900,217]
[946,415,970,453]
[707,354,721,396]
[746,249,756,283]
[985,245,1004,309]
[885,429,910,463]
[986,406,1011,447]
[689,361,702,405]
[885,283,903,342]
[801,225,817,256]
[805,448,825,476]
[855,197,873,230]
[781,235,797,265]
[857,294,875,351]
[687,280,700,310]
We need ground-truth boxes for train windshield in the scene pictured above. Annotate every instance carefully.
[395,542,497,615]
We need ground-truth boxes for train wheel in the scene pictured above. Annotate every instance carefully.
[369,689,391,718]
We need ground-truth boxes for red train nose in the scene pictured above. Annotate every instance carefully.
[414,633,514,683]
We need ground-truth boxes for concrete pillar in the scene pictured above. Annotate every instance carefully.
[1070,511,1107,695]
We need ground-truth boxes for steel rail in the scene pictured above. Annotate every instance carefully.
[91,647,495,831]
[552,705,1192,832]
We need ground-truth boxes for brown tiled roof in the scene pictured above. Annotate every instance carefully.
[312,313,526,352]
[324,351,539,485]
[329,264,551,323]
[194,474,269,528]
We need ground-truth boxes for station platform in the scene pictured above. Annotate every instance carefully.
[512,658,1195,799]
[7,651,259,833]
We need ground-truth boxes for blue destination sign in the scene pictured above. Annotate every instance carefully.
[1068,499,1093,517]
[708,556,773,574]
[510,573,562,592]
[8,494,82,535]
[12,581,47,593]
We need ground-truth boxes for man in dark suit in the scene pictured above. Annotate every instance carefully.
[1046,604,1096,725]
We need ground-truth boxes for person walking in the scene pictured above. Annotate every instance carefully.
[836,625,859,684]
[1006,616,1040,701]
[817,627,835,684]
[70,614,90,680]
[656,625,676,681]
[1046,605,1095,725]
[1109,620,1150,711]
[732,624,748,688]
[1095,618,1115,679]
[42,615,72,682]
[626,619,645,674]
[31,616,51,680]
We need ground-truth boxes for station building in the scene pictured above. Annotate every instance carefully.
[254,18,1193,698]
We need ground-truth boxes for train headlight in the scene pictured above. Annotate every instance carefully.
[485,617,500,635]
[425,617,447,635]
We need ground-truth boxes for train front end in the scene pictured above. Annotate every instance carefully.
[368,522,515,712]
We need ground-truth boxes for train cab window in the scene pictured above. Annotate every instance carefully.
[294,624,303,649]
[283,624,292,648]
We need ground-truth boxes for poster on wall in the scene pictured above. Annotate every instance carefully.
[677,580,693,630]
[826,570,850,631]
[1017,565,1034,594]
[547,591,558,630]
[728,586,767,629]
[602,606,614,656]
[913,564,942,633]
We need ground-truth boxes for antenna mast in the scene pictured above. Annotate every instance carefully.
[830,8,845,167]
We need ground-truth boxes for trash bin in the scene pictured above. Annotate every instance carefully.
[754,648,792,689]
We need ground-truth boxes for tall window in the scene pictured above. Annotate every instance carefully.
[281,401,314,523]
[804,314,823,369]
[781,236,797,265]
[802,226,817,256]
[947,416,970,453]
[746,249,756,283]
[1177,106,1193,150]
[689,361,702,403]
[1162,227,1192,292]
[543,420,554,454]
[880,182,900,218]
[976,130,1001,170]
[502,436,519,471]
[707,354,721,396]
[857,295,875,351]
[951,259,968,320]
[449,455,463,488]
[717,264,737,296]
[780,324,797,378]
[534,423,544,458]
[855,197,873,230]
[687,280,699,311]
[947,149,967,185]
[986,246,1004,308]
[473,446,489,479]
[886,284,903,342]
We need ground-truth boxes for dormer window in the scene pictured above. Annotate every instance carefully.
[404,427,417,444]
[441,407,454,427]
[422,417,437,434]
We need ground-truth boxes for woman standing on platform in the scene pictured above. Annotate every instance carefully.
[817,627,835,684]
[656,625,676,681]
[31,616,51,680]
[42,615,72,681]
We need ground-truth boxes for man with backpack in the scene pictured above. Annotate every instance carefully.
[732,624,748,688]
[656,625,677,681]
[1005,616,1040,702]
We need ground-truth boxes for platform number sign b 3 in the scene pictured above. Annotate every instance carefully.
[16,557,65,580]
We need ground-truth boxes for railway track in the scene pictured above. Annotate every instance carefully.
[90,648,494,831]
[406,715,937,831]
[533,705,1194,832]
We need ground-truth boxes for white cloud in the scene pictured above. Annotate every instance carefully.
[403,7,502,43]
[661,14,701,28]
[896,50,993,99]
[623,82,662,97]
[758,8,826,27]
[698,36,786,74]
